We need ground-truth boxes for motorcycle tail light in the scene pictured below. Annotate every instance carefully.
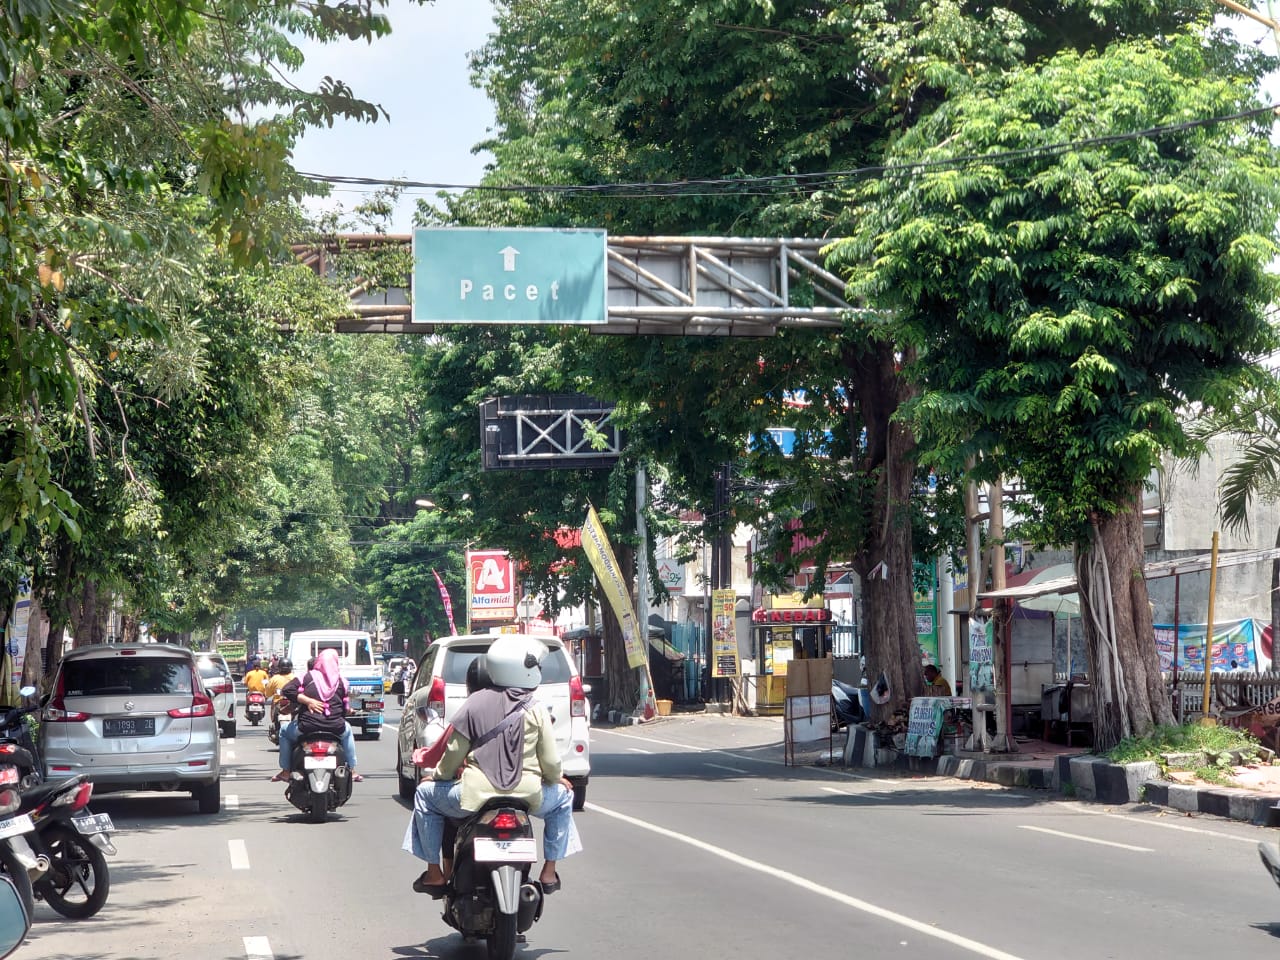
[480,809,527,830]
[0,768,16,787]
[53,780,93,810]
[305,741,336,757]
[0,789,19,816]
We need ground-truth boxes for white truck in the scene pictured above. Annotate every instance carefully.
[286,629,385,740]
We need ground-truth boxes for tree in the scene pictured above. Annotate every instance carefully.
[448,0,1216,717]
[838,32,1280,746]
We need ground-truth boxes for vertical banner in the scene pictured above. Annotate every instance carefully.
[8,576,31,693]
[432,569,458,636]
[913,558,939,666]
[711,588,740,677]
[580,506,647,669]
[466,550,517,625]
[968,617,994,694]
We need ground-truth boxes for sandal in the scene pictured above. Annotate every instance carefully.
[538,873,561,894]
[270,771,289,782]
[352,773,364,782]
[412,872,447,898]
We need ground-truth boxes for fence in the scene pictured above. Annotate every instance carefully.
[1165,670,1280,723]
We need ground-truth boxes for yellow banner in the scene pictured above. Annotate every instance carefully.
[711,588,740,678]
[581,505,647,669]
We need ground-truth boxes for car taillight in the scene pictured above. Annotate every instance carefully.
[305,741,336,757]
[426,676,445,714]
[569,676,587,718]
[43,673,90,722]
[169,691,215,719]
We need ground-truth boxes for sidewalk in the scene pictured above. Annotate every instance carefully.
[935,737,1082,790]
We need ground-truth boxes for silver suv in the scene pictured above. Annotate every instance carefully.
[40,643,222,814]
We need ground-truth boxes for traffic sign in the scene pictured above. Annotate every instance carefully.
[412,227,607,324]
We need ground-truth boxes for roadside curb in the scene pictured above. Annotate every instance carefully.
[1140,779,1280,826]
[935,754,1056,790]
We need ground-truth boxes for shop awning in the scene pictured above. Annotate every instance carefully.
[976,545,1280,604]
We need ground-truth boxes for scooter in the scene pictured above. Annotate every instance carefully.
[25,774,115,919]
[282,732,352,824]
[267,700,291,746]
[831,677,865,729]
[0,687,45,914]
[245,691,267,726]
[437,799,545,960]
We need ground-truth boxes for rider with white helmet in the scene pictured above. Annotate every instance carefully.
[405,635,578,898]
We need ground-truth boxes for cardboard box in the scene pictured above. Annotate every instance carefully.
[785,655,833,698]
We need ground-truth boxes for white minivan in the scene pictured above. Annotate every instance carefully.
[287,630,385,739]
[396,633,591,810]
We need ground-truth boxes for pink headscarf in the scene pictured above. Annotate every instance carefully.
[309,648,345,715]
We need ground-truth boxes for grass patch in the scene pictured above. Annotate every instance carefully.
[1106,724,1261,766]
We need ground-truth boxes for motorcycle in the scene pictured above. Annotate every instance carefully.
[831,677,866,730]
[0,687,45,914]
[245,691,267,726]
[267,700,292,746]
[282,732,352,823]
[24,774,115,919]
[437,799,545,960]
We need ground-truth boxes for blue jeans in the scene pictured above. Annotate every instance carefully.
[279,721,357,771]
[406,780,576,866]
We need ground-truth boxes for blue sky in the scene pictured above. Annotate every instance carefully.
[290,0,497,232]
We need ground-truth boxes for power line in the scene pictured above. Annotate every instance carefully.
[297,103,1279,199]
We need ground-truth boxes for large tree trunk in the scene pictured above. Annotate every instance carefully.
[1076,487,1174,750]
[847,342,923,720]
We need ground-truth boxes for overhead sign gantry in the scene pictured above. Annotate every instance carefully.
[291,230,856,337]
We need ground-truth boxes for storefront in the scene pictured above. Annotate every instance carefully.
[749,593,834,715]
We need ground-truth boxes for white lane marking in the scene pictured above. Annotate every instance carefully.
[627,747,654,754]
[706,762,750,774]
[226,739,236,746]
[1047,800,1261,845]
[1018,825,1153,852]
[244,936,273,960]
[598,728,898,784]
[587,801,1028,960]
[383,722,398,733]
[226,795,239,810]
[224,769,237,780]
[229,839,250,870]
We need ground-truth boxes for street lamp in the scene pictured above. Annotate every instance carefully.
[414,498,438,509]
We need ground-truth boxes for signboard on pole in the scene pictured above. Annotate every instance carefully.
[905,697,948,757]
[969,618,994,694]
[580,506,646,669]
[413,228,608,325]
[914,558,939,666]
[467,550,517,624]
[8,577,31,690]
[711,588,740,678]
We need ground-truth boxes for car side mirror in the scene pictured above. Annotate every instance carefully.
[0,876,30,958]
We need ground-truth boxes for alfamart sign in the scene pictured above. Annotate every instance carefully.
[412,228,607,325]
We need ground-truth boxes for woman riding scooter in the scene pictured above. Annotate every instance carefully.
[271,649,362,783]
[405,635,578,897]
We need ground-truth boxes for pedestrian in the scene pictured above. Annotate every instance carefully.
[924,664,953,697]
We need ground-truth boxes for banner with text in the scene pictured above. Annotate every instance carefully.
[711,588,740,678]
[581,506,646,669]
[1154,618,1262,673]
[905,696,949,757]
[969,618,994,695]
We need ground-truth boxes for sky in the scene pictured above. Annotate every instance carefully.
[289,0,498,232]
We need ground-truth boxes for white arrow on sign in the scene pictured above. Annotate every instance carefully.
[499,245,520,271]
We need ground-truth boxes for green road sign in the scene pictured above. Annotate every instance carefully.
[412,227,607,324]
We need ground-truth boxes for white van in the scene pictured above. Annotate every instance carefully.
[286,629,385,739]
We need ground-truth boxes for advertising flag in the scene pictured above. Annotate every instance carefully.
[580,505,647,669]
[432,569,458,636]
[711,588,740,678]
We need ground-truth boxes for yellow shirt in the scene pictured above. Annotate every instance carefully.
[264,672,296,704]
[244,669,269,694]
[431,705,561,814]
[926,675,953,697]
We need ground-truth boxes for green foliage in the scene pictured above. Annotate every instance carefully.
[1107,722,1260,767]
[840,31,1280,546]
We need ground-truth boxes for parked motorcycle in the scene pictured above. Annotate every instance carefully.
[282,732,352,823]
[0,687,45,914]
[245,691,267,726]
[25,774,114,919]
[437,799,545,960]
[831,677,866,730]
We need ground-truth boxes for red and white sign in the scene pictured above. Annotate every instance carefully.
[467,550,517,623]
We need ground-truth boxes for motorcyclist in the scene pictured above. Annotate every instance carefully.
[243,659,269,696]
[265,658,297,734]
[271,648,362,783]
[404,635,577,898]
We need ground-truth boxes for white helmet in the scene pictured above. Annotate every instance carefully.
[485,635,547,689]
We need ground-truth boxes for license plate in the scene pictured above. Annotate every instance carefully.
[103,717,155,737]
[303,756,337,769]
[472,837,536,863]
[0,814,33,841]
[72,813,113,836]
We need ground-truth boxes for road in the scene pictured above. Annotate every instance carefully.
[19,707,1280,960]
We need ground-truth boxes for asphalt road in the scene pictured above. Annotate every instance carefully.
[18,708,1280,960]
